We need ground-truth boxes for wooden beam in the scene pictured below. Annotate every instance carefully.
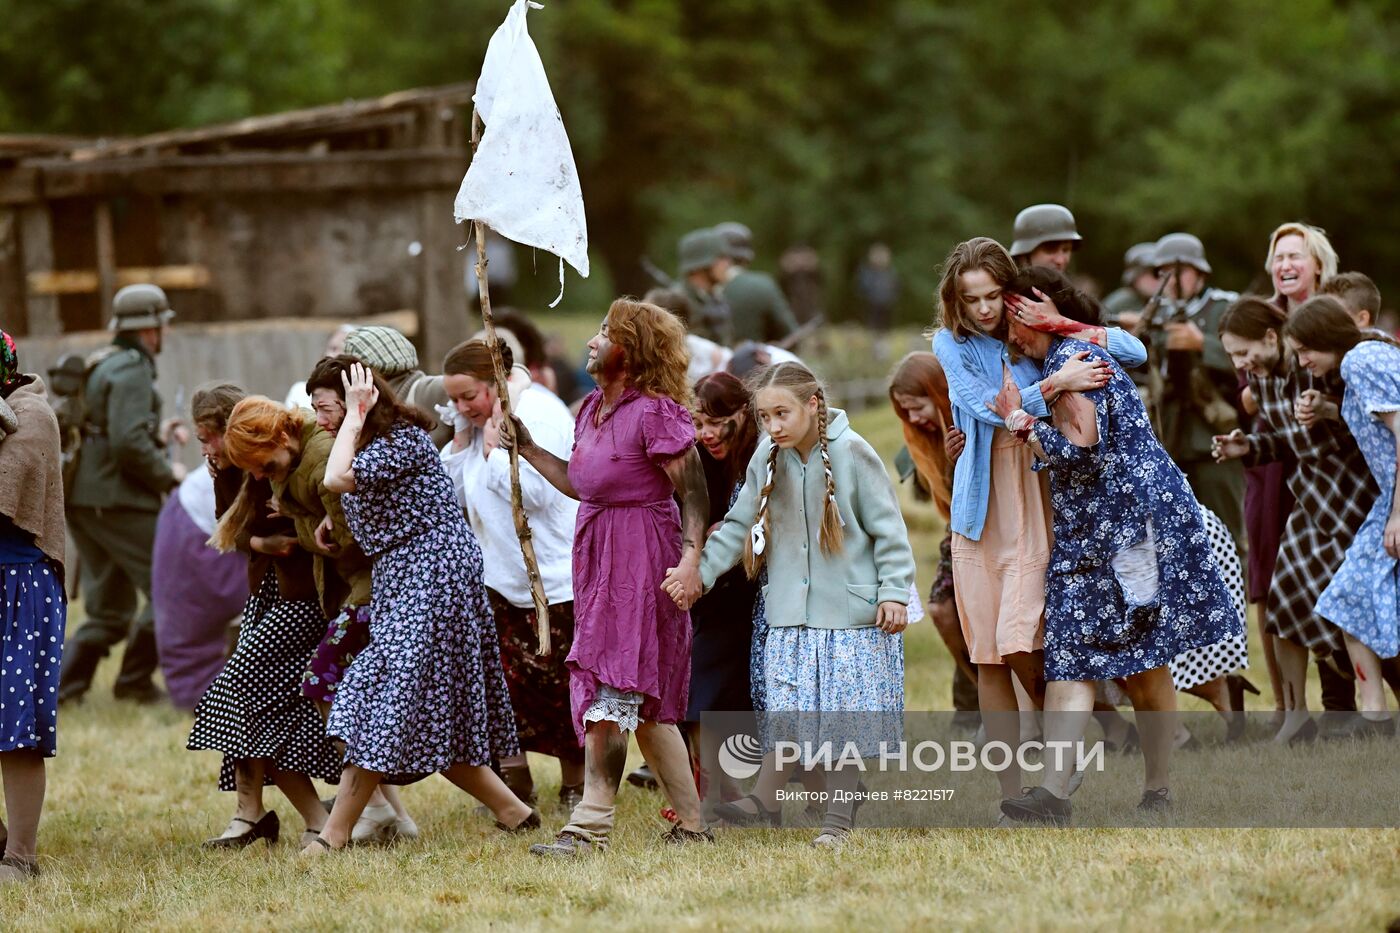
[34,150,467,199]
[26,264,210,296]
[94,200,117,311]
[18,205,61,336]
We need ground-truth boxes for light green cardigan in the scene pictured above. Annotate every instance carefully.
[699,409,915,630]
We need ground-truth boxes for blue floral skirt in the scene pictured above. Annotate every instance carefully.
[1,559,66,757]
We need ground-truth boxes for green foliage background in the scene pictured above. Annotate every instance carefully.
[2,0,1396,319]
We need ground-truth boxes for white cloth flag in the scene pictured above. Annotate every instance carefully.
[454,0,588,305]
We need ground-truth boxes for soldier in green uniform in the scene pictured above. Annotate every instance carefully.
[1101,242,1159,326]
[1008,204,1082,272]
[1142,233,1245,543]
[676,228,734,346]
[60,284,187,703]
[713,221,799,345]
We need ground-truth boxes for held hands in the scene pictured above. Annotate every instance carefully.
[1211,429,1249,462]
[661,560,703,610]
[340,362,379,424]
[1294,389,1339,428]
[876,601,908,634]
[171,461,189,483]
[1384,513,1400,560]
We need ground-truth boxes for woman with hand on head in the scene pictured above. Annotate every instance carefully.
[0,331,66,884]
[189,383,342,850]
[292,361,535,857]
[668,362,917,849]
[992,271,1238,825]
[931,237,1145,817]
[439,338,584,811]
[1212,297,1376,743]
[1280,298,1400,734]
[888,353,980,718]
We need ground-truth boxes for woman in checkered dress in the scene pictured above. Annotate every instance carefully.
[1214,297,1376,743]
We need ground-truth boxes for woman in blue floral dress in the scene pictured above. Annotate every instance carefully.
[1284,298,1400,736]
[992,269,1239,826]
[300,362,538,856]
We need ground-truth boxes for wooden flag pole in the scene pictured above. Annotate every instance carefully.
[470,106,552,655]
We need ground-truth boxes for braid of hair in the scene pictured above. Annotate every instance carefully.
[208,473,256,553]
[743,442,780,580]
[815,389,846,556]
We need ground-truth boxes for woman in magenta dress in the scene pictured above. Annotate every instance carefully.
[512,298,713,857]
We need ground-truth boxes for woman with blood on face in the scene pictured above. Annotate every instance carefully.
[930,237,1145,820]
[993,270,1238,825]
[685,371,762,819]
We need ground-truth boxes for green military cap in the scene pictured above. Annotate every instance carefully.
[678,228,725,275]
[109,283,175,331]
[1009,204,1082,258]
[1151,233,1211,275]
[713,221,754,263]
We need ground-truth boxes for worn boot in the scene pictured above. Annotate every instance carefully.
[58,639,105,704]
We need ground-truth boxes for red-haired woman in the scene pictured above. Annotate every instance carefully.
[888,352,979,716]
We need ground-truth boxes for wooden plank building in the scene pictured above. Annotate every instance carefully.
[0,84,476,367]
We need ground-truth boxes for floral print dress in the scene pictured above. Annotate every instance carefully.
[1030,338,1240,682]
[1316,341,1400,658]
[326,423,519,781]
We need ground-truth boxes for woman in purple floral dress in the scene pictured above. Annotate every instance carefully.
[298,362,538,857]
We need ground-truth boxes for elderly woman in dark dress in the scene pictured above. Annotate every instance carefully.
[0,332,66,884]
[299,363,535,856]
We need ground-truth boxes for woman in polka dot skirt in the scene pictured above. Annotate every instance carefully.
[0,330,67,884]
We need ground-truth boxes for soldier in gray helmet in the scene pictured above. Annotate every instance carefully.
[713,221,799,345]
[1102,242,1161,326]
[60,283,187,704]
[1009,203,1082,272]
[677,228,734,346]
[1141,233,1245,542]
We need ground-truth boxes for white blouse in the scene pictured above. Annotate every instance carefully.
[440,383,579,608]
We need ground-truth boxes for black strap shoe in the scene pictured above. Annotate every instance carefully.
[203,810,280,849]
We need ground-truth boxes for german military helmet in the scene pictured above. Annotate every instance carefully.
[678,228,726,275]
[1150,233,1211,275]
[1009,204,1082,258]
[713,221,755,263]
[1122,242,1158,284]
[108,283,175,331]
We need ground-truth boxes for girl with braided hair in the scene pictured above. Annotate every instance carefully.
[666,362,916,849]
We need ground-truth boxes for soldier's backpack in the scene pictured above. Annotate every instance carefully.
[47,346,121,491]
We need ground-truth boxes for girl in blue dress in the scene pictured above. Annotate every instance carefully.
[1284,297,1400,737]
[992,269,1239,825]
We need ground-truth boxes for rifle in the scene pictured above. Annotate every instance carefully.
[1132,269,1177,438]
[640,256,677,291]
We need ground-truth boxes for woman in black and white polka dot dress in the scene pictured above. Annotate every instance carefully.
[185,385,342,850]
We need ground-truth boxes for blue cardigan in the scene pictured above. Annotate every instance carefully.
[932,327,1147,541]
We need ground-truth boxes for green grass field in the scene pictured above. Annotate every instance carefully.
[3,322,1396,931]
